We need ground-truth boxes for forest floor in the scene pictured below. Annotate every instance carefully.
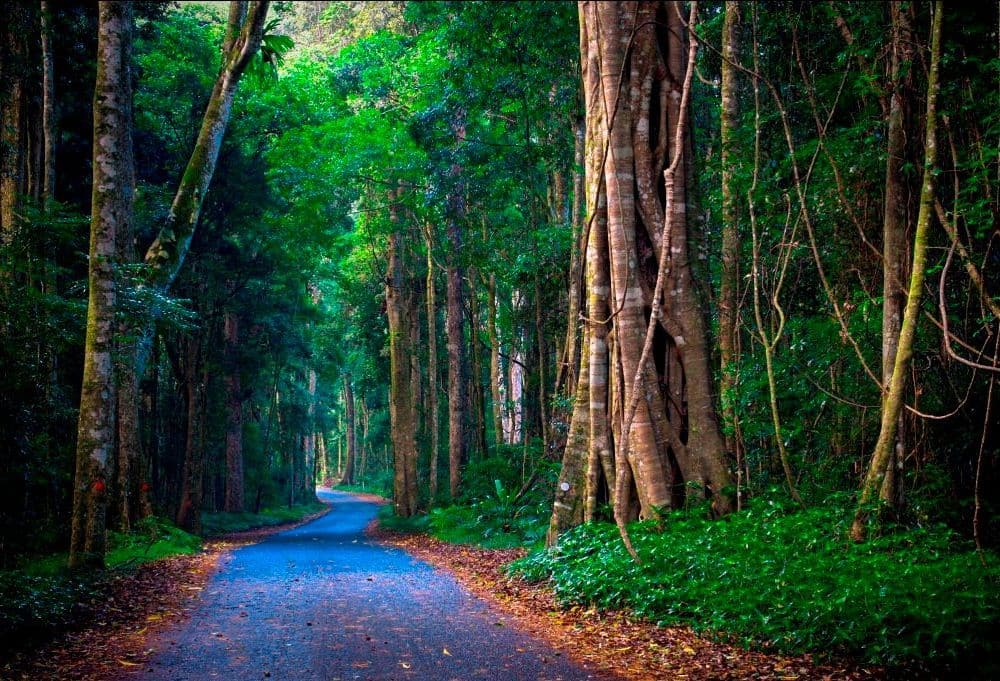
[4,491,885,681]
[369,515,886,681]
[1,506,331,681]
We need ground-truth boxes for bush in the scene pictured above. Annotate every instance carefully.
[200,501,326,536]
[510,494,1000,674]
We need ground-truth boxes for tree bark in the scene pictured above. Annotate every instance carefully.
[340,374,357,486]
[176,337,206,534]
[69,1,133,570]
[718,1,742,467]
[40,0,55,206]
[223,310,244,512]
[488,272,503,447]
[0,2,29,240]
[424,224,440,501]
[387,194,419,517]
[878,1,915,506]
[446,111,468,500]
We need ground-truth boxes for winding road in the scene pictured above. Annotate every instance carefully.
[143,489,604,680]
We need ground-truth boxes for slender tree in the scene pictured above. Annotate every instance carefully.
[852,1,944,542]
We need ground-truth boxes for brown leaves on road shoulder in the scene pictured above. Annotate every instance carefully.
[367,522,883,681]
[3,507,331,681]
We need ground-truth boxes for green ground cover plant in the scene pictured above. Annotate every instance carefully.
[509,494,1000,674]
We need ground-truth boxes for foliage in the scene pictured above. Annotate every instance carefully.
[380,449,557,549]
[0,516,200,648]
[200,502,327,537]
[511,494,1000,673]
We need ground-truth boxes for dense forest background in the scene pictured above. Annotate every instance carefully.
[1,0,998,673]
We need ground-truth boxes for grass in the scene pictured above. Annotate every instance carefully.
[508,494,1000,675]
[1,516,202,648]
[334,482,389,497]
[200,500,327,536]
[377,503,544,549]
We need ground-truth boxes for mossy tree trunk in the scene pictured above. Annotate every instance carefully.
[69,1,134,569]
[852,1,943,542]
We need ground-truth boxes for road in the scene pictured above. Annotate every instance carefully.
[143,489,605,680]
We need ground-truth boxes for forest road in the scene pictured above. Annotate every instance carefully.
[141,489,606,681]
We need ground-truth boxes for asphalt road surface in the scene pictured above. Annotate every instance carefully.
[143,489,605,680]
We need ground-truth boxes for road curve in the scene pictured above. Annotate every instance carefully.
[142,489,606,680]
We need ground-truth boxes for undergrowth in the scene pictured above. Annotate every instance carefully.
[2,501,325,650]
[378,451,556,549]
[509,493,1000,675]
[0,516,201,648]
[200,501,327,536]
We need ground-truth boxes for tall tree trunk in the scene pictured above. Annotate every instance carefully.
[446,111,468,500]
[596,0,673,517]
[879,1,916,506]
[554,1,734,543]
[316,430,328,485]
[176,339,206,534]
[555,119,586,400]
[223,310,244,512]
[40,0,55,206]
[718,1,742,469]
[488,271,503,447]
[424,224,440,502]
[852,1,943,542]
[340,374,357,486]
[68,1,133,570]
[0,2,29,240]
[469,266,488,458]
[534,264,549,454]
[387,194,419,517]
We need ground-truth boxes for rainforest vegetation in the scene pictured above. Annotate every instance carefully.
[1,1,998,676]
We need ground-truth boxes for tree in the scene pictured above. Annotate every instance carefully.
[851,1,944,542]
[549,0,735,546]
[69,0,133,569]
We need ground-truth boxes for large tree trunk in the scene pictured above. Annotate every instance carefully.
[549,1,734,544]
[40,1,55,206]
[424,224,440,502]
[387,195,419,517]
[0,2,29,240]
[852,1,943,542]
[487,272,503,447]
[469,266,488,458]
[176,337,206,534]
[555,119,586,401]
[446,111,468,500]
[68,1,133,570]
[223,310,244,512]
[718,1,742,472]
[596,0,673,516]
[340,374,357,486]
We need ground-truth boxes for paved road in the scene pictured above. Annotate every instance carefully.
[144,489,604,680]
